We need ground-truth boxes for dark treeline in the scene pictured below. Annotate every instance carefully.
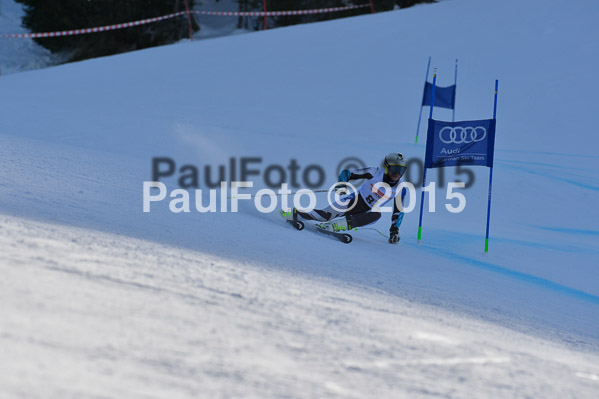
[16,0,199,62]
[17,0,435,63]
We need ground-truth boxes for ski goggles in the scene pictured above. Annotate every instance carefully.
[387,164,407,175]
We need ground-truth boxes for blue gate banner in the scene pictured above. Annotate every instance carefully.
[424,118,496,168]
[422,82,456,109]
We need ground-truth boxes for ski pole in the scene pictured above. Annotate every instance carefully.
[229,188,331,199]
[358,227,388,237]
[230,183,355,198]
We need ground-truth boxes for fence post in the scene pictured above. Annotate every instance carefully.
[183,0,194,41]
[263,0,269,30]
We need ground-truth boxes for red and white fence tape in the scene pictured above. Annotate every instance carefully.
[1,11,188,39]
[193,4,369,17]
[0,5,370,39]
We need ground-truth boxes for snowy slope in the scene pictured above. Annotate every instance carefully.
[194,0,251,40]
[2,213,599,398]
[0,0,62,74]
[1,0,599,397]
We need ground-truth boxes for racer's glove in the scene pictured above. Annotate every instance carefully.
[338,169,351,182]
[389,225,400,244]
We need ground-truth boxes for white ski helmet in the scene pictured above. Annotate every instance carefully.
[384,153,407,176]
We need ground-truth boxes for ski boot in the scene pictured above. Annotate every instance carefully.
[316,217,355,233]
[279,207,298,221]
[281,208,305,230]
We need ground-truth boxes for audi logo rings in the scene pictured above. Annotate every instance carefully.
[439,126,487,144]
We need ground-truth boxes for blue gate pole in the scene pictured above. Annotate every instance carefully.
[485,79,499,252]
[452,59,458,122]
[415,56,431,144]
[418,70,437,243]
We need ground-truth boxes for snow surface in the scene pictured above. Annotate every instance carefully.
[0,0,62,75]
[1,0,599,397]
[194,0,251,40]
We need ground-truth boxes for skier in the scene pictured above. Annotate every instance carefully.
[291,153,407,244]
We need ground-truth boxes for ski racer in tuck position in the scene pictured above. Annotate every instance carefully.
[287,153,408,244]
